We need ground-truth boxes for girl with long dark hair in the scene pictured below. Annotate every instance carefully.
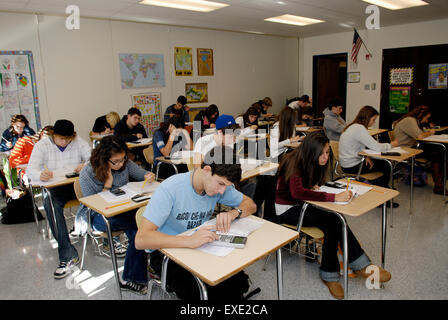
[275,131,391,299]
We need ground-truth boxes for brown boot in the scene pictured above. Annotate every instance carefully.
[353,264,391,283]
[431,162,448,195]
[322,280,344,299]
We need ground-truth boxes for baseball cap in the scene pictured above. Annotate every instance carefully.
[215,115,236,130]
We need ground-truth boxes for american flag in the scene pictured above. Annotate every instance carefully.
[351,29,363,63]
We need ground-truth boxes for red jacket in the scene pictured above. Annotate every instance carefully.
[9,136,35,168]
[275,173,335,205]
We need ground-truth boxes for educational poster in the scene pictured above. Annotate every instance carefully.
[119,53,165,89]
[389,67,413,85]
[174,47,193,76]
[131,92,161,137]
[0,51,40,132]
[428,63,447,89]
[197,48,214,76]
[389,86,411,114]
[185,83,208,104]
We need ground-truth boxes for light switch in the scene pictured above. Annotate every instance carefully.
[364,84,370,90]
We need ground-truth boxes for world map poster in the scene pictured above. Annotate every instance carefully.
[131,92,161,136]
[119,53,165,89]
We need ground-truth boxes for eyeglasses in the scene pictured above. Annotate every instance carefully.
[109,156,127,166]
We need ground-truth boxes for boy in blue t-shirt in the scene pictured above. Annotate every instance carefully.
[136,145,257,299]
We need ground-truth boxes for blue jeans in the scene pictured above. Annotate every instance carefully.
[43,185,78,263]
[91,210,148,284]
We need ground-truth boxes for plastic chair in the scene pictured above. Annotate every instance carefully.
[143,146,154,172]
[74,179,126,270]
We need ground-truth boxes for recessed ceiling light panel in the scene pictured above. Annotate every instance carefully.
[139,0,229,12]
[264,14,324,26]
[361,0,428,10]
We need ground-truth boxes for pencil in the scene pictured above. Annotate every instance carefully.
[346,178,350,191]
[105,201,131,210]
[1,136,9,142]
[141,178,149,190]
[237,145,244,154]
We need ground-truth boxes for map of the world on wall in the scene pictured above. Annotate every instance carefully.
[119,53,165,89]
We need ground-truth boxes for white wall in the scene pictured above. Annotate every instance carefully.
[0,12,299,141]
[300,18,448,126]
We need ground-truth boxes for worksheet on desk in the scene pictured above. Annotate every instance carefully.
[31,166,76,186]
[424,134,448,142]
[98,181,160,203]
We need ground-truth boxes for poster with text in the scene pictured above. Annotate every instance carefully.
[390,68,413,85]
[0,51,40,132]
[389,86,411,114]
[174,47,193,76]
[428,63,447,89]
[131,92,161,137]
[197,48,214,76]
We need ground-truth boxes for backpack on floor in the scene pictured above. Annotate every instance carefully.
[1,188,44,225]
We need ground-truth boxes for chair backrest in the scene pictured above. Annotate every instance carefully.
[73,178,83,200]
[329,140,344,178]
[143,146,154,165]
[135,206,146,228]
[388,130,395,142]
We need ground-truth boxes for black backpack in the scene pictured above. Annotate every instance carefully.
[1,188,44,224]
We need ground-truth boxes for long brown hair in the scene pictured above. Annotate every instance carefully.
[278,107,298,141]
[90,135,130,182]
[278,131,329,188]
[343,105,378,132]
[9,114,29,135]
[395,105,431,127]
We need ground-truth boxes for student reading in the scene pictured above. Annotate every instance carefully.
[275,131,391,299]
[135,145,257,300]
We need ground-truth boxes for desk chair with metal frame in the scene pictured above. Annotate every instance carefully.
[73,179,127,270]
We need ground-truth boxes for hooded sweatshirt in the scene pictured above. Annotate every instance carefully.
[323,108,346,141]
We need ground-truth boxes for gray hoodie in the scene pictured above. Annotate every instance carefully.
[323,108,346,141]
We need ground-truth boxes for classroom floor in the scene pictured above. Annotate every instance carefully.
[0,175,447,301]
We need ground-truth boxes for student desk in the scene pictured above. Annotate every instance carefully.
[241,161,278,182]
[296,126,323,135]
[155,154,194,179]
[258,120,275,134]
[31,176,79,236]
[417,134,448,201]
[79,191,152,299]
[300,181,399,299]
[368,128,388,141]
[159,215,299,300]
[89,133,113,148]
[126,138,153,150]
[358,147,422,215]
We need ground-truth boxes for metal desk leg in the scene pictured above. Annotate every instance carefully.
[381,202,387,269]
[161,255,169,293]
[42,187,58,238]
[27,178,40,233]
[101,215,122,299]
[334,212,348,300]
[410,157,415,214]
[193,275,208,300]
[276,248,283,300]
[383,159,394,225]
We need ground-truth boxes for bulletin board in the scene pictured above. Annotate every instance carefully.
[0,51,40,131]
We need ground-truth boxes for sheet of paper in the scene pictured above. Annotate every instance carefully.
[318,186,354,205]
[424,134,448,142]
[196,243,234,256]
[31,166,76,186]
[296,126,310,131]
[126,181,160,194]
[239,158,266,173]
[337,181,372,195]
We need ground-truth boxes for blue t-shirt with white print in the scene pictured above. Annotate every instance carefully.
[143,171,243,236]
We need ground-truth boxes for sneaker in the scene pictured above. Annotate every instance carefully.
[322,280,344,300]
[353,264,391,283]
[120,281,148,295]
[54,256,80,279]
[102,240,127,258]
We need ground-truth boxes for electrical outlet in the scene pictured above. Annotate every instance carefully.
[371,83,376,90]
[364,84,370,90]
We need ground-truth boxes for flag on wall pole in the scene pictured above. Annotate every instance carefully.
[351,29,363,63]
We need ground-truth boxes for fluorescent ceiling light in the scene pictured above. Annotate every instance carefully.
[139,0,229,12]
[361,0,428,10]
[264,14,324,26]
